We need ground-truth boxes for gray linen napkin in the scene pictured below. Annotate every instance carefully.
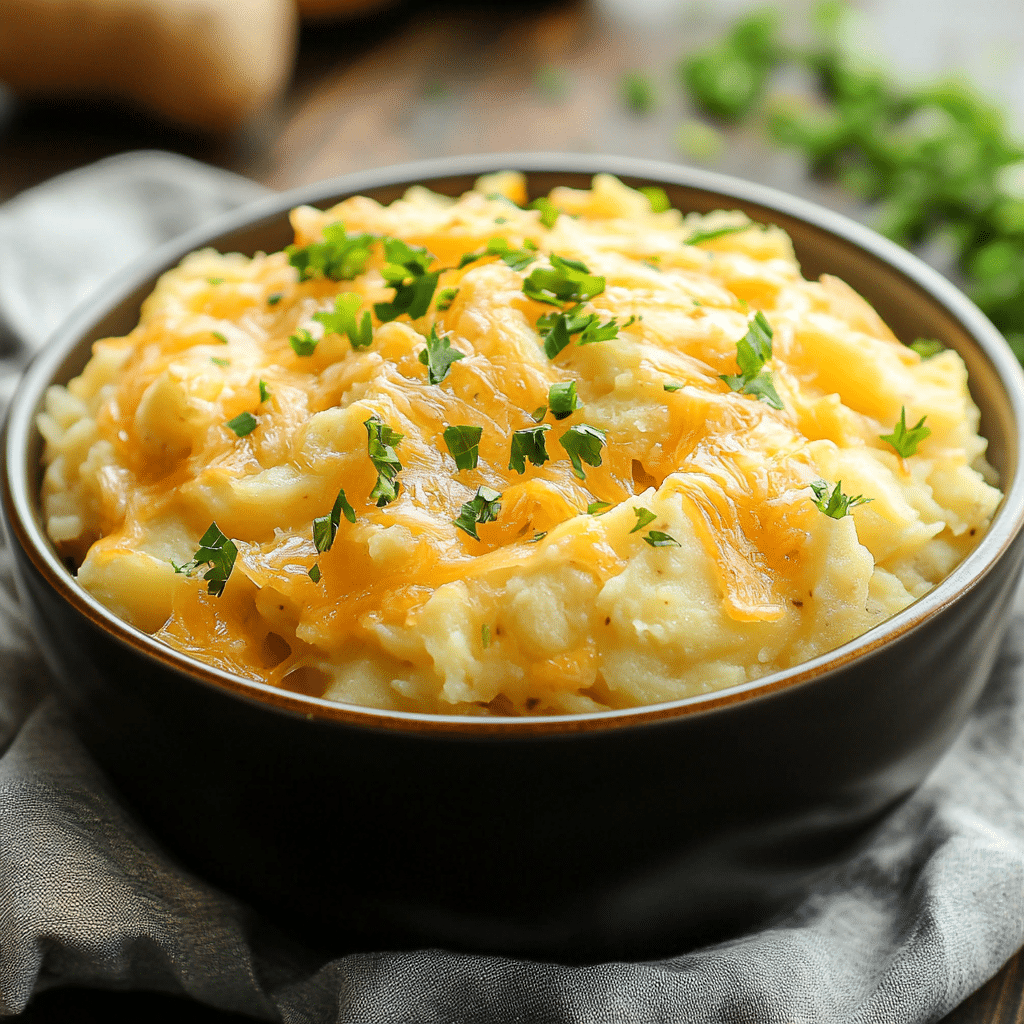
[1,151,1023,1024]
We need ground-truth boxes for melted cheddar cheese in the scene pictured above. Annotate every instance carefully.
[38,173,1002,715]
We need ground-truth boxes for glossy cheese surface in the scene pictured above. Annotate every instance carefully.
[39,174,1002,715]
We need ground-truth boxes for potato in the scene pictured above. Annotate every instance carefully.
[0,0,297,131]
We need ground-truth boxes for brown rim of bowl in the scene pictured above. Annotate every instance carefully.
[5,152,1024,737]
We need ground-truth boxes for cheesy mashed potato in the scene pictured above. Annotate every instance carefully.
[38,173,1002,715]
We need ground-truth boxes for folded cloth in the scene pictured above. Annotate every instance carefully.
[1,151,1023,1024]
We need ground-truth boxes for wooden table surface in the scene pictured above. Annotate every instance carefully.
[3,0,1024,1020]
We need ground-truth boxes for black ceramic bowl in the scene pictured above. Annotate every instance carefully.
[5,154,1024,963]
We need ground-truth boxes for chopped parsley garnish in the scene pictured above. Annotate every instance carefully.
[558,423,606,480]
[484,237,537,271]
[211,331,228,344]
[643,530,681,548]
[211,357,229,368]
[523,255,605,306]
[436,287,460,311]
[880,407,931,458]
[225,412,258,437]
[454,485,503,539]
[287,222,375,282]
[686,224,753,246]
[259,379,270,403]
[537,305,633,358]
[809,479,872,519]
[481,623,492,649]
[308,564,322,583]
[418,325,465,384]
[720,311,783,410]
[548,380,580,419]
[630,507,658,533]
[508,424,551,474]
[374,238,439,322]
[527,531,547,543]
[640,186,671,213]
[531,405,548,422]
[443,424,483,470]
[267,292,284,306]
[910,338,944,359]
[364,414,404,506]
[172,522,237,597]
[530,197,560,228]
[313,292,373,350]
[587,500,612,515]
[207,277,224,285]
[622,72,657,115]
[663,382,683,392]
[290,328,318,357]
[313,487,356,553]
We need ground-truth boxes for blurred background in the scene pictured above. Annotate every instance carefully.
[3,0,1024,349]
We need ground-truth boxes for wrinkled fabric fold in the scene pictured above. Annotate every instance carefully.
[0,151,1022,1024]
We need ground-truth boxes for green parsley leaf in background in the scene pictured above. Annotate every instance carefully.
[720,310,784,410]
[639,186,671,213]
[364,414,404,506]
[880,407,931,458]
[622,72,657,115]
[910,338,944,359]
[313,292,373,350]
[558,423,607,480]
[685,223,754,246]
[418,325,465,384]
[530,197,560,228]
[287,222,376,282]
[523,255,605,306]
[444,425,484,470]
[809,479,872,519]
[436,287,460,311]
[454,485,503,539]
[508,424,551,474]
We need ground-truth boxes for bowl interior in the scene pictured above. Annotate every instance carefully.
[10,157,1024,729]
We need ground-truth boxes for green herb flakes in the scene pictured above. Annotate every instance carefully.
[211,331,228,344]
[530,197,560,228]
[537,305,631,358]
[172,522,237,597]
[558,424,606,480]
[720,310,784,410]
[259,379,270,403]
[481,623,492,649]
[910,338,944,359]
[225,412,258,437]
[287,222,375,282]
[809,479,872,519]
[508,424,551,474]
[622,72,657,115]
[454,485,503,539]
[484,236,537,272]
[548,380,580,419]
[523,255,605,306]
[418,325,465,384]
[639,186,671,213]
[364,414,404,506]
[587,501,612,515]
[207,277,224,285]
[531,405,548,422]
[663,382,683,392]
[374,238,439,322]
[313,487,356,554]
[686,223,753,246]
[289,328,318,357]
[527,531,547,543]
[313,292,373,350]
[444,424,483,471]
[880,407,931,458]
[436,287,460,311]
[643,530,681,548]
[267,292,284,306]
[211,357,229,368]
[308,564,322,583]
[630,507,657,533]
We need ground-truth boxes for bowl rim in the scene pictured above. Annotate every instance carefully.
[6,151,1024,737]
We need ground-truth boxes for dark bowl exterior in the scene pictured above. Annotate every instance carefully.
[5,155,1024,961]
